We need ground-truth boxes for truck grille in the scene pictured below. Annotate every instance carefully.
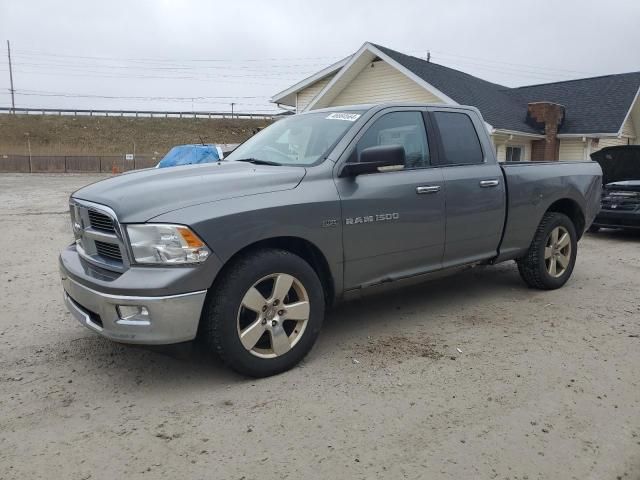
[601,191,639,212]
[70,199,129,272]
[601,202,637,211]
[95,240,123,261]
[88,209,116,232]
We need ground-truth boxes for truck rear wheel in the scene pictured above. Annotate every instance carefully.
[200,248,324,377]
[517,212,577,290]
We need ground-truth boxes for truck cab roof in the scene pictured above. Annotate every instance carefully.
[301,102,484,116]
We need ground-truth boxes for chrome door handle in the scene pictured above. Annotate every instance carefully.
[479,179,500,188]
[416,185,441,194]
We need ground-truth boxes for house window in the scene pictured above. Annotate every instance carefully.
[506,146,523,162]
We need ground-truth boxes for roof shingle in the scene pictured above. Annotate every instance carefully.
[372,43,640,135]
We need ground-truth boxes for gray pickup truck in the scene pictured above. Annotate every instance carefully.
[60,103,602,377]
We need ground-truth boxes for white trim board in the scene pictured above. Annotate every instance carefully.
[493,129,545,139]
[616,86,640,137]
[557,133,621,138]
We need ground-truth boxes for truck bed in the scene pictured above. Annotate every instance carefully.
[497,161,602,262]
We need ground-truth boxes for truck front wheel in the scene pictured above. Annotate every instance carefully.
[517,212,578,290]
[200,248,325,377]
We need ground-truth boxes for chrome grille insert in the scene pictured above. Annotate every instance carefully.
[88,209,115,232]
[95,240,123,261]
[69,199,129,273]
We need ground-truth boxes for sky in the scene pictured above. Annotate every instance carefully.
[1,0,639,114]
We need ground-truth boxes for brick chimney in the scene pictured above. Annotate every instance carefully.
[527,102,565,161]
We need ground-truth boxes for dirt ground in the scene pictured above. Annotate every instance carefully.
[1,173,639,480]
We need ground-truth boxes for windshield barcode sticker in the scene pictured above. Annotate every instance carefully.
[326,113,361,122]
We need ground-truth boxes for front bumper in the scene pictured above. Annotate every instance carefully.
[59,248,209,344]
[592,210,640,230]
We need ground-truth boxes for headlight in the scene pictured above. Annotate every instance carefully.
[126,224,210,265]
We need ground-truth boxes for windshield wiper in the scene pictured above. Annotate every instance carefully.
[233,158,282,166]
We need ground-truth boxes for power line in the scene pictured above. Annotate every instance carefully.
[15,89,267,100]
[404,48,599,81]
[12,45,601,80]
[427,49,598,77]
[431,59,565,82]
[403,51,586,84]
[12,48,344,64]
[12,57,333,72]
[14,93,274,108]
[10,56,328,73]
[3,63,312,80]
[0,64,292,78]
[0,66,295,86]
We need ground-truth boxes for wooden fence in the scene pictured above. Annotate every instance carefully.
[0,155,159,173]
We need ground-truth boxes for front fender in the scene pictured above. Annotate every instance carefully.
[150,174,343,294]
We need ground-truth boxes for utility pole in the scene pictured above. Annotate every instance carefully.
[231,102,235,118]
[7,40,16,113]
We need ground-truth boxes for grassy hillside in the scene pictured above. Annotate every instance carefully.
[0,114,272,156]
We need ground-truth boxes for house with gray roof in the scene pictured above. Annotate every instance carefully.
[271,42,640,161]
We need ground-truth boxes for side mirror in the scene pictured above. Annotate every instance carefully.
[339,144,405,177]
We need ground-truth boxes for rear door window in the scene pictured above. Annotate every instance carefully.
[433,112,484,165]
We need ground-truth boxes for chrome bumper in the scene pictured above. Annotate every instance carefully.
[61,271,207,345]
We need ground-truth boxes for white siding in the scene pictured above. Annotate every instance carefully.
[328,60,444,107]
[492,136,532,162]
[559,139,587,160]
[621,114,636,138]
[296,75,335,112]
[593,137,629,154]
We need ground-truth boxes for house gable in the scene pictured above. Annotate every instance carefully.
[328,59,445,107]
[306,42,458,112]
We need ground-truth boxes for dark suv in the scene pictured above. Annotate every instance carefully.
[590,146,640,231]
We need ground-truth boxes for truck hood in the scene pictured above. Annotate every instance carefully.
[72,161,306,223]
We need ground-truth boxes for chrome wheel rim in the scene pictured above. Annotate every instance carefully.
[236,273,310,359]
[544,226,572,278]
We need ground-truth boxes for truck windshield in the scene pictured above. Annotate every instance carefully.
[226,111,364,166]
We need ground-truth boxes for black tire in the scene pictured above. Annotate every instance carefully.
[588,225,600,233]
[200,248,325,377]
[517,212,578,290]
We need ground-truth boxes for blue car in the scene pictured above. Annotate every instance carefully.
[156,144,224,168]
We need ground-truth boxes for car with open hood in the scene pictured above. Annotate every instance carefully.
[590,146,640,231]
